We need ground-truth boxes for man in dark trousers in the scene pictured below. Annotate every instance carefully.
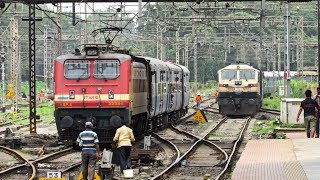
[297,90,319,138]
[112,116,135,175]
[76,122,101,180]
[312,87,320,138]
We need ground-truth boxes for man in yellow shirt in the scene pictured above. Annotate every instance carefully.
[112,116,135,174]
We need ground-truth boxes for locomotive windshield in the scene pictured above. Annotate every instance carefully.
[221,70,237,80]
[94,60,120,79]
[240,70,256,80]
[64,60,90,79]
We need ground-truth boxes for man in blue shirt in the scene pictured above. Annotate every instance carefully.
[77,122,101,180]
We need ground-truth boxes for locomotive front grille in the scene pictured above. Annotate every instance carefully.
[60,128,116,143]
[60,129,80,141]
[95,129,116,143]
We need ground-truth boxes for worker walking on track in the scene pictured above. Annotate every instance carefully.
[297,90,320,138]
[39,90,45,103]
[195,92,202,109]
[113,116,135,175]
[77,122,101,180]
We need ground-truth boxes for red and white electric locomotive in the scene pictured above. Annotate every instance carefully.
[54,45,190,144]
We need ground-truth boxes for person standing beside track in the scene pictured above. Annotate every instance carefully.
[297,90,320,138]
[112,117,135,175]
[77,121,101,180]
[312,87,320,138]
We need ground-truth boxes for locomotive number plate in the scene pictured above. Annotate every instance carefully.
[60,102,73,107]
[107,101,123,106]
[47,171,62,178]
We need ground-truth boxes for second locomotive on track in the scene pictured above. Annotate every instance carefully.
[217,63,263,116]
[54,45,190,144]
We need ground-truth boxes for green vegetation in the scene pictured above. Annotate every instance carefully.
[20,149,33,155]
[0,102,54,124]
[262,79,318,110]
[197,123,206,129]
[252,120,277,135]
[37,103,55,123]
[291,80,318,98]
[262,96,281,110]
[280,123,295,128]
[208,133,224,137]
[191,80,218,96]
[0,80,54,124]
[252,116,277,135]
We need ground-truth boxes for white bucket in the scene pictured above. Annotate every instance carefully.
[123,169,133,178]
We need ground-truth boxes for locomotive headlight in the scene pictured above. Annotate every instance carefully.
[69,90,75,99]
[248,99,255,105]
[60,116,73,128]
[235,88,242,95]
[108,90,114,99]
[223,84,228,87]
[85,47,99,56]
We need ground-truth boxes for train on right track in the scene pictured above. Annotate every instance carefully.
[217,63,263,116]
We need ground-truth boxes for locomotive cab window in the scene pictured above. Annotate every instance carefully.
[64,60,90,79]
[240,70,256,80]
[94,60,120,79]
[221,70,237,80]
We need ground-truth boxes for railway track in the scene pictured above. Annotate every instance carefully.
[260,108,280,115]
[0,98,219,179]
[0,147,76,179]
[0,145,36,180]
[148,114,251,180]
[151,117,227,180]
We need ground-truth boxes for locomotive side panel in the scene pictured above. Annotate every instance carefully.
[130,62,148,115]
[148,59,169,117]
[176,64,190,112]
[166,63,183,112]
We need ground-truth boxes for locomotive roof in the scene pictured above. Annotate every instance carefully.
[218,64,259,72]
[139,56,188,71]
[55,52,132,63]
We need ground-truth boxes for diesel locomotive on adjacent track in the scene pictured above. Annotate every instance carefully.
[217,63,263,116]
[54,44,190,144]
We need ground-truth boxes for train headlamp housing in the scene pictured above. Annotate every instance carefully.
[85,47,99,56]
[223,84,228,87]
[69,90,75,99]
[108,90,114,99]
[248,84,258,87]
[235,88,242,95]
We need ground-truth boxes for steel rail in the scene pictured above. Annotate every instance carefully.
[152,116,228,180]
[260,108,280,115]
[0,146,36,180]
[215,117,251,180]
[61,162,82,173]
[0,147,73,177]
